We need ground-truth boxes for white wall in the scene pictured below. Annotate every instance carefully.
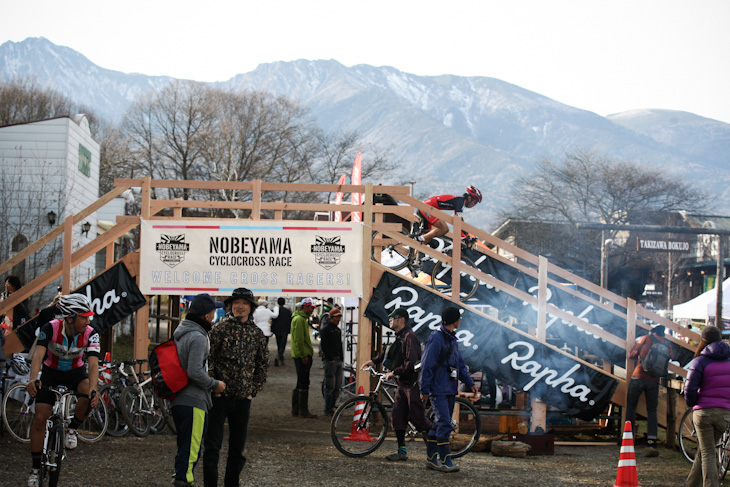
[0,115,100,302]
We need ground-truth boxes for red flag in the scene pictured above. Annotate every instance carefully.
[334,174,347,222]
[351,152,363,222]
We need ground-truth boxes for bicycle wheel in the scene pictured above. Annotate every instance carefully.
[719,428,730,480]
[331,396,388,457]
[47,421,64,487]
[678,408,697,463]
[2,381,34,443]
[98,384,128,437]
[427,397,481,458]
[430,254,480,301]
[371,230,413,271]
[163,398,176,435]
[71,392,109,443]
[147,387,167,434]
[120,386,151,437]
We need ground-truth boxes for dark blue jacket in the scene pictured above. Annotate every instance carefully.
[420,326,474,396]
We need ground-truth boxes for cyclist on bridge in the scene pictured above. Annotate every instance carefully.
[25,293,101,487]
[416,185,483,247]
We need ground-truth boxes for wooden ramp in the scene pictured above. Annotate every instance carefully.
[1,178,698,436]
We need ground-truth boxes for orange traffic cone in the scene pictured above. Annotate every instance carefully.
[104,352,111,363]
[614,420,640,487]
[343,386,375,442]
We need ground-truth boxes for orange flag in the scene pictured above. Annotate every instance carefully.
[351,152,363,222]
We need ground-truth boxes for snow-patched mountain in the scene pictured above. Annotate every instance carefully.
[2,37,729,226]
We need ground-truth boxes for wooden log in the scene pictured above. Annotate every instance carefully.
[491,440,532,458]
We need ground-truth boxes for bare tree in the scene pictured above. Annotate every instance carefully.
[501,150,712,286]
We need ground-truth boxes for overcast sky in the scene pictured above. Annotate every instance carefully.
[2,0,729,123]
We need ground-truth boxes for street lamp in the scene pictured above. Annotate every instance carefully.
[81,221,91,237]
[47,210,57,226]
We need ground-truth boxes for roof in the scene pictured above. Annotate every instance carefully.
[678,211,730,232]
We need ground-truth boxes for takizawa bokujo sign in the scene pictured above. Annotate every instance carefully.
[139,220,364,297]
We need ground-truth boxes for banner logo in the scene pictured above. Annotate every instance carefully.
[311,235,345,270]
[156,234,190,268]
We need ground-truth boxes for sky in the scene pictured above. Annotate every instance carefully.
[2,0,729,123]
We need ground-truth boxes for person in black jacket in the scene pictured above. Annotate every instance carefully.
[364,307,432,462]
[271,297,292,366]
[320,307,343,415]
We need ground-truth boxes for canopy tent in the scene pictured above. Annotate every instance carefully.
[673,277,730,320]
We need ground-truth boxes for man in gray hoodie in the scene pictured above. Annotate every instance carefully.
[172,294,226,487]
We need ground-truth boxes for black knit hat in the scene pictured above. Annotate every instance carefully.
[441,306,462,326]
[189,293,224,316]
[701,325,722,344]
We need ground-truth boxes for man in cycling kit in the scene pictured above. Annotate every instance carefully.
[25,294,100,487]
[416,185,482,246]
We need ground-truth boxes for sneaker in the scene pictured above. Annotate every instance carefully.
[28,469,39,487]
[66,428,78,449]
[385,451,408,461]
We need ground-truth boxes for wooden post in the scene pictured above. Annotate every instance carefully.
[141,176,151,221]
[62,216,73,293]
[252,179,262,220]
[356,183,374,392]
[173,197,182,219]
[665,385,676,450]
[622,298,638,425]
[451,216,462,301]
[275,201,283,220]
[105,241,114,269]
[531,256,549,433]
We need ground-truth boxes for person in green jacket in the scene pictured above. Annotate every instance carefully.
[291,297,317,418]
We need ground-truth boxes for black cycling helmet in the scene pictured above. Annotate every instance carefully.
[56,293,94,317]
[224,287,258,308]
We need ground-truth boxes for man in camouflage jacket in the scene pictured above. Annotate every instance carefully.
[203,288,268,487]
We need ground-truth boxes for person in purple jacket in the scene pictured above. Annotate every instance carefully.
[684,325,730,487]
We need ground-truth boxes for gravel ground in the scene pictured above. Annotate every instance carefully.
[0,340,713,487]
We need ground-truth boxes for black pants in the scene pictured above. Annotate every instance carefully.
[203,396,252,487]
[293,356,313,390]
[274,332,288,360]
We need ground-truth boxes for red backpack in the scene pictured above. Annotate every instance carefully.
[149,339,189,399]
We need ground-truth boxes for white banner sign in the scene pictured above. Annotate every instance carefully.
[140,220,364,297]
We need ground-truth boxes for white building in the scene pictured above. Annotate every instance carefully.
[0,114,99,306]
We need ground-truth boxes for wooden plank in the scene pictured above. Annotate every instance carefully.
[62,217,72,293]
[141,176,151,220]
[0,184,129,276]
[356,183,375,393]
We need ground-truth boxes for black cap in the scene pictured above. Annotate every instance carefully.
[224,287,258,308]
[441,306,461,326]
[702,325,722,344]
[189,293,224,316]
[388,308,409,320]
[651,325,666,335]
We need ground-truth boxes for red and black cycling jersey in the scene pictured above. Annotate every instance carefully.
[418,194,469,237]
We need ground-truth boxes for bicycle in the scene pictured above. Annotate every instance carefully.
[371,220,480,301]
[34,384,94,487]
[677,407,730,481]
[3,380,35,442]
[330,366,481,458]
[119,359,174,437]
[321,362,358,404]
[97,360,130,437]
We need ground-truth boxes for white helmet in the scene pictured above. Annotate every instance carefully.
[56,293,94,318]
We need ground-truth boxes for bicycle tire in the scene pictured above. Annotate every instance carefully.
[719,427,730,480]
[163,398,177,435]
[98,384,128,437]
[427,397,481,458]
[66,392,109,443]
[371,230,413,271]
[120,386,151,437]
[47,420,64,487]
[678,408,697,463]
[430,254,480,302]
[331,396,389,457]
[2,381,34,443]
[147,387,167,434]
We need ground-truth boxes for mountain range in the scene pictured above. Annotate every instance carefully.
[2,37,729,230]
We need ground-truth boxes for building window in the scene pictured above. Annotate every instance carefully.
[79,144,91,177]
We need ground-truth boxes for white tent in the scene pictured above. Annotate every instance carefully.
[673,277,730,320]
